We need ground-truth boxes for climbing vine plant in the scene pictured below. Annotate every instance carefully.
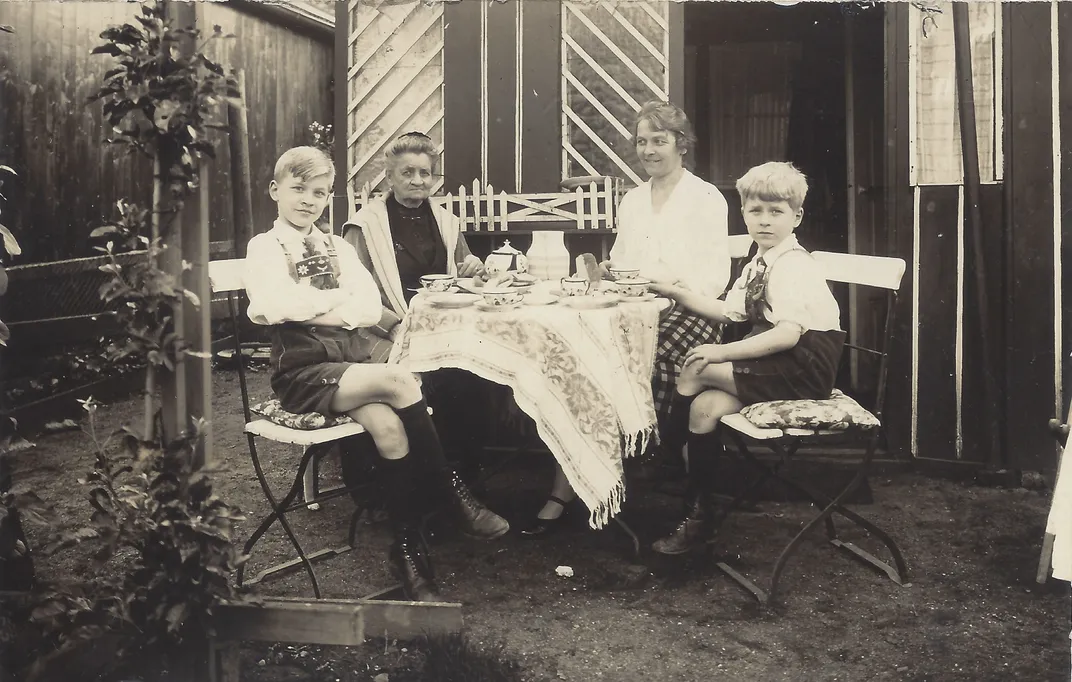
[88,1,238,441]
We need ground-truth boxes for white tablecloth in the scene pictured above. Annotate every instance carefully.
[389,292,667,528]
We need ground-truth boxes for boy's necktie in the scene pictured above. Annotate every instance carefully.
[744,256,768,323]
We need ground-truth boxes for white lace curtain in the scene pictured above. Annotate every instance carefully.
[912,1,1001,185]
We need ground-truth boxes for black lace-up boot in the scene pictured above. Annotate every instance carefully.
[396,400,510,540]
[378,454,441,601]
[652,429,723,555]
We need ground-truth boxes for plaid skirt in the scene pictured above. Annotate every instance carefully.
[652,304,723,425]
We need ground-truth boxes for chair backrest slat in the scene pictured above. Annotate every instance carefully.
[208,259,246,294]
[728,234,754,260]
[811,251,906,291]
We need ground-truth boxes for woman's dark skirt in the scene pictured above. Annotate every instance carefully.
[269,323,372,416]
[731,327,846,406]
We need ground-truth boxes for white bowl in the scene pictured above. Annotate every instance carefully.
[480,287,523,307]
[615,278,652,298]
[420,273,456,292]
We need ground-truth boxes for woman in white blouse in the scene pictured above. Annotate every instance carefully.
[523,102,731,535]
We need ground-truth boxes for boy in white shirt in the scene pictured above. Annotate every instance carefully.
[244,147,509,600]
[647,161,845,555]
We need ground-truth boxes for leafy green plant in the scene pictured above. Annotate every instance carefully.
[24,397,245,680]
[87,1,237,441]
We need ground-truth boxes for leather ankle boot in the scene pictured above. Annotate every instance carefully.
[651,488,712,555]
[652,428,721,555]
[389,529,441,602]
[443,470,510,540]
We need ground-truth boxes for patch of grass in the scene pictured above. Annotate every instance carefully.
[393,634,525,682]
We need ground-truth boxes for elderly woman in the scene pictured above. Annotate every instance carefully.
[524,101,730,534]
[343,132,491,477]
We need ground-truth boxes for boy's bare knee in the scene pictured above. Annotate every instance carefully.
[689,391,730,432]
[364,417,408,455]
[382,367,422,402]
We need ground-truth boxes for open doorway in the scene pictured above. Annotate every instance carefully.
[683,1,884,255]
[683,1,889,396]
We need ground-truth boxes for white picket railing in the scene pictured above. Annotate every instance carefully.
[345,177,624,233]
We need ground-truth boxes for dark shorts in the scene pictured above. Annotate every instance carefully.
[732,329,846,406]
[269,323,372,416]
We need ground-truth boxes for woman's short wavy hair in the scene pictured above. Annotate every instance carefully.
[633,101,696,162]
[384,131,439,169]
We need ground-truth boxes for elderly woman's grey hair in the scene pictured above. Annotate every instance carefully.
[383,132,439,169]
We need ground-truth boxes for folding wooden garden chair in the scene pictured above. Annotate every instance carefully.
[711,250,910,605]
[209,259,389,599]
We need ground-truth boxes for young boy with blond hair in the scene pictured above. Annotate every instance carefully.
[243,146,508,601]
[647,161,845,555]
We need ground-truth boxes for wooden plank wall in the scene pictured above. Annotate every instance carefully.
[0,2,152,263]
[1004,2,1057,474]
[443,0,561,194]
[885,3,1065,475]
[1062,2,1072,427]
[0,2,332,264]
[199,2,333,246]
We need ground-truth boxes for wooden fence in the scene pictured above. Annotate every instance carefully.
[348,177,623,233]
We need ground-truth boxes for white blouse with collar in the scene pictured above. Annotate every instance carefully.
[244,220,383,329]
[610,169,730,299]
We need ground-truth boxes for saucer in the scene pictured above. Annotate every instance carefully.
[559,294,620,310]
[455,278,485,294]
[475,300,524,312]
[425,293,479,308]
[524,293,559,306]
[618,292,659,302]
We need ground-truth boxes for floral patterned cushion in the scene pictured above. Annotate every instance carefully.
[739,389,880,432]
[250,398,354,430]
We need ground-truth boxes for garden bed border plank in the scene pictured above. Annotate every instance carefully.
[210,597,463,682]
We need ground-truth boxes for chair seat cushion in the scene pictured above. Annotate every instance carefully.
[251,398,354,430]
[738,389,880,432]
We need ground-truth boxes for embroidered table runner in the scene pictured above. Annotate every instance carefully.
[389,296,665,528]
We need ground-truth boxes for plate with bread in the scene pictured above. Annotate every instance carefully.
[457,271,537,294]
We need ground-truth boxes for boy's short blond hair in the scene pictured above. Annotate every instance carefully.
[274,146,335,184]
[736,161,808,213]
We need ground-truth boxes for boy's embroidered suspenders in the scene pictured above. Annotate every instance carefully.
[743,245,808,325]
[275,233,342,290]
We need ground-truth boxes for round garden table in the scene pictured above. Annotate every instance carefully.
[389,284,669,528]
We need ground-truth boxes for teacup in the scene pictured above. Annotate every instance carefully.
[609,267,641,281]
[560,276,593,297]
[481,287,523,307]
[615,278,651,298]
[420,273,456,292]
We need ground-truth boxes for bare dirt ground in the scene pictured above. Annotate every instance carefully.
[14,368,1071,681]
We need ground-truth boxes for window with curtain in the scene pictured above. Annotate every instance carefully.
[706,42,802,187]
[912,1,1002,185]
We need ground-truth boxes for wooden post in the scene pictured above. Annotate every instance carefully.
[333,0,350,230]
[160,0,212,468]
[952,3,1001,470]
[228,70,253,258]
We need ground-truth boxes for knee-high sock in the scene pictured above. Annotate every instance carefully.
[376,453,424,531]
[660,392,699,458]
[339,431,377,500]
[395,399,450,473]
[686,428,724,494]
